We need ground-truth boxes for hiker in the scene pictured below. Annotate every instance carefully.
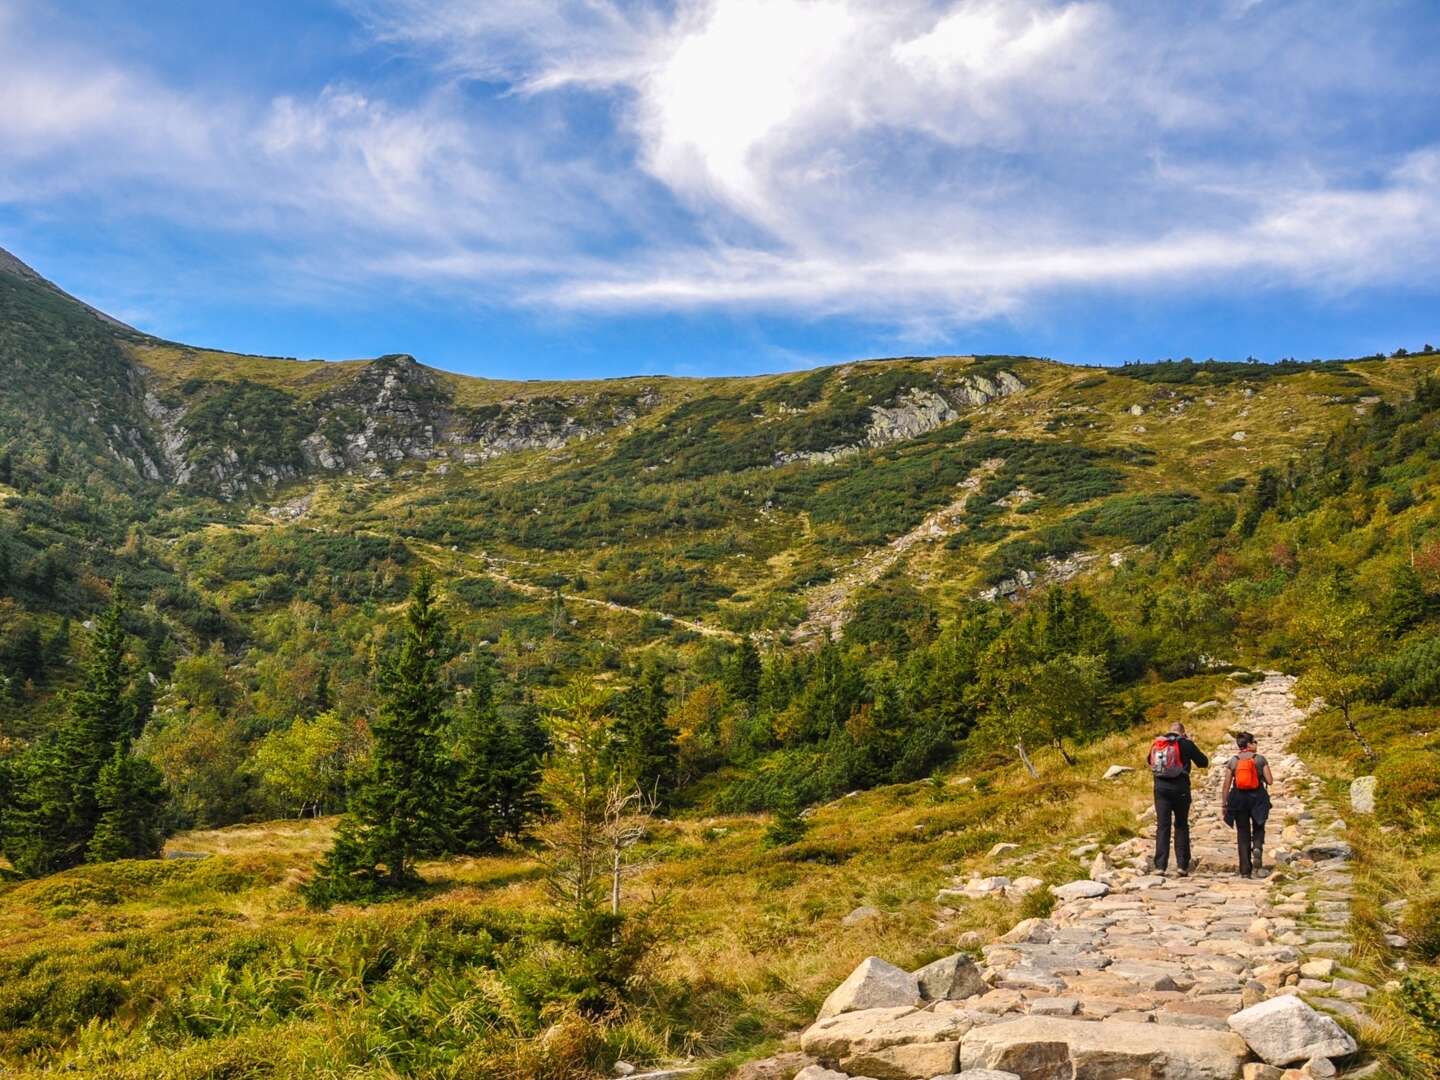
[1221,731,1274,878]
[1147,720,1209,876]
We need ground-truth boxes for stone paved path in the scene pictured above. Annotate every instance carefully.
[968,672,1368,1032]
[729,673,1377,1080]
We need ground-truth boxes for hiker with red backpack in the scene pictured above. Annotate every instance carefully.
[1147,720,1209,876]
[1221,731,1274,878]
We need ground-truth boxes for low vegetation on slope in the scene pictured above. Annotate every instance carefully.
[3,250,1440,1075]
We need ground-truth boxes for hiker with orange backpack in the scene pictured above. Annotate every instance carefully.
[1147,720,1209,876]
[1221,731,1274,878]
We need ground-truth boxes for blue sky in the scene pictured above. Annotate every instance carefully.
[3,0,1440,379]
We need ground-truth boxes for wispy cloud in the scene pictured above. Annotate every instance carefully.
[2,0,1439,335]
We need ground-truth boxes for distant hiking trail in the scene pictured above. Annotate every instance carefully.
[792,458,1004,645]
[405,538,741,641]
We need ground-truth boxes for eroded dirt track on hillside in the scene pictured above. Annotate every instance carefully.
[792,458,1005,645]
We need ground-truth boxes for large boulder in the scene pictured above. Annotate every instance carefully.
[914,953,986,1001]
[817,957,919,1019]
[800,1007,967,1060]
[1225,995,1358,1066]
[959,1016,1247,1080]
[1349,776,1377,815]
[792,1068,850,1080]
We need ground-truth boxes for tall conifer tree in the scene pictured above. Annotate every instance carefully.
[449,652,542,852]
[306,573,454,904]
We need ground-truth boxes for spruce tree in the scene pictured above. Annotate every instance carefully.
[606,667,677,804]
[87,748,168,862]
[449,653,541,853]
[306,573,454,905]
[0,589,169,876]
[723,637,762,706]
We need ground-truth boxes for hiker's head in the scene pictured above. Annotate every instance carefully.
[1167,721,1186,737]
[1236,732,1255,749]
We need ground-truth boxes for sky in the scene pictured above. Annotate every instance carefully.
[2,0,1440,379]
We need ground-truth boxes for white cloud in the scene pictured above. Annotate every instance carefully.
[2,0,1437,332]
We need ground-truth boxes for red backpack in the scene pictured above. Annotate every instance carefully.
[1149,735,1185,779]
[1233,752,1261,791]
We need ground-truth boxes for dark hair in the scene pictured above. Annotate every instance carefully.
[1236,732,1255,748]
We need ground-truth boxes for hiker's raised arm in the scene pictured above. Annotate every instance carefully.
[1188,740,1209,769]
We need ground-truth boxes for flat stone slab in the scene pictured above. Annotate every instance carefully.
[800,1007,967,1059]
[959,1016,1248,1080]
[1051,880,1110,901]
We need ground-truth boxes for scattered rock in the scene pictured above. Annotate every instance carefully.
[1242,1065,1284,1080]
[913,954,986,1002]
[842,906,883,926]
[999,918,1054,945]
[1050,880,1109,901]
[1005,877,1045,900]
[988,842,1019,858]
[957,931,984,950]
[818,958,919,1019]
[1103,765,1135,780]
[1348,776,1376,815]
[731,1052,816,1080]
[1299,959,1335,979]
[1226,995,1357,1066]
[792,1067,849,1080]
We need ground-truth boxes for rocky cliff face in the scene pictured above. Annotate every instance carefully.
[775,371,1024,466]
[140,354,652,498]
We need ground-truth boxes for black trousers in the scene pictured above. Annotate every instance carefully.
[1153,784,1191,871]
[1230,790,1269,875]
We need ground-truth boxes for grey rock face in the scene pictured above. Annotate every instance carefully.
[774,372,1023,466]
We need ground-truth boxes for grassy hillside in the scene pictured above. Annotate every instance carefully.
[3,248,1440,1077]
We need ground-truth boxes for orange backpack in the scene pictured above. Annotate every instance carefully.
[1233,753,1261,791]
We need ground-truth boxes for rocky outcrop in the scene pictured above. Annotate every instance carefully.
[142,354,651,498]
[775,373,1023,466]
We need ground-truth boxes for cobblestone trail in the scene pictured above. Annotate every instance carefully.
[727,672,1376,1080]
[971,672,1365,1032]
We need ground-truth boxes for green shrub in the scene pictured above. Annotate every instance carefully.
[1376,751,1440,823]
[1403,892,1440,961]
[1388,636,1440,706]
[1018,885,1056,920]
